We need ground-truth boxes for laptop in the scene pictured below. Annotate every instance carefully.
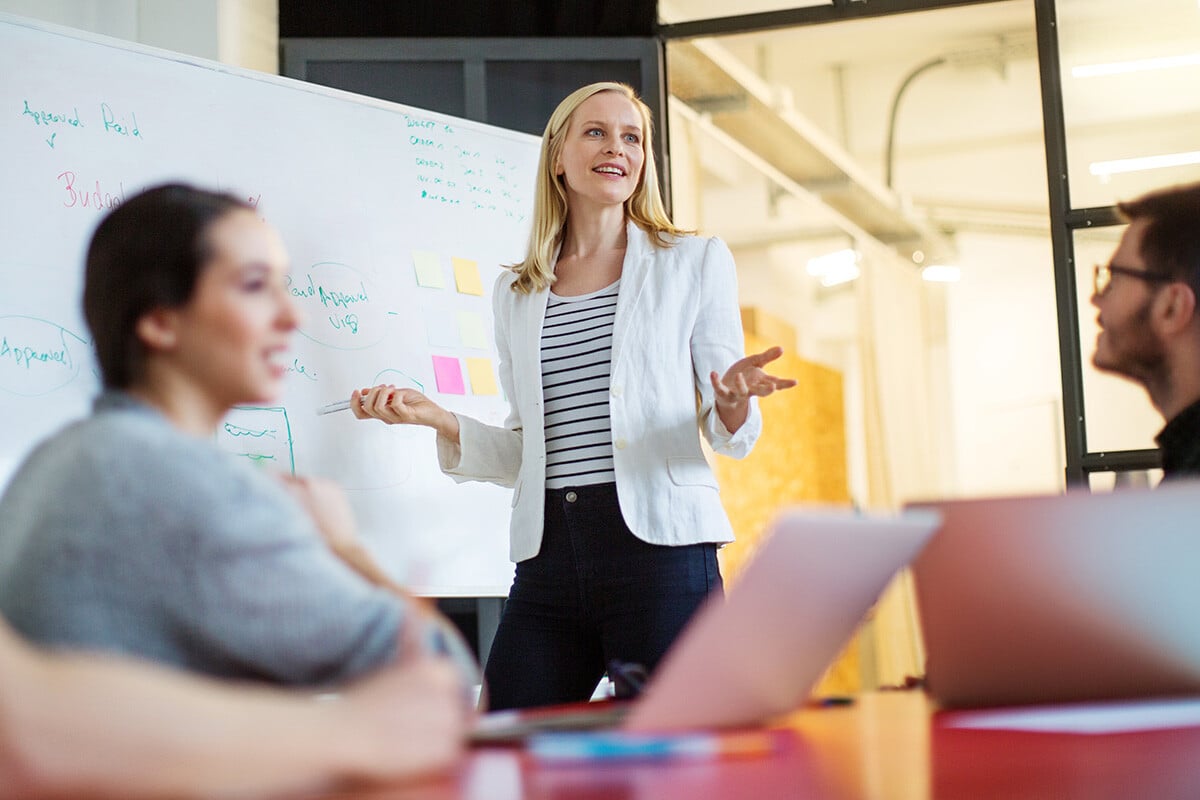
[910,482,1200,709]
[472,507,940,740]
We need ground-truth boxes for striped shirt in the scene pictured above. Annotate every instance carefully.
[541,280,620,489]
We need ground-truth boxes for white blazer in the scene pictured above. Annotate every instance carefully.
[437,222,761,562]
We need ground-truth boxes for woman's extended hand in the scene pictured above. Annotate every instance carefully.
[710,345,798,433]
[350,385,460,443]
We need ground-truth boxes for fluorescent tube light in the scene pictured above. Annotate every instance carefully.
[1090,150,1200,177]
[1072,52,1200,78]
[806,249,860,287]
[921,265,961,283]
[816,264,860,287]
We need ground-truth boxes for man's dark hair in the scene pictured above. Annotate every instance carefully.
[83,184,252,389]
[1117,181,1200,300]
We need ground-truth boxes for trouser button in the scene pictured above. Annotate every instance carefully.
[565,491,578,503]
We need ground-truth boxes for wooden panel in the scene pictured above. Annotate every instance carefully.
[714,310,855,694]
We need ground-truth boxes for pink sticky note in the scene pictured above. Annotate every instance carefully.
[431,355,465,395]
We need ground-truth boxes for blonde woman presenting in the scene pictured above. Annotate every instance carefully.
[353,82,795,710]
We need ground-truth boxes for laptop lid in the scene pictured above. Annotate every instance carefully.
[623,507,941,731]
[911,482,1200,709]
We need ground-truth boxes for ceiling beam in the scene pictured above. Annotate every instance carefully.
[658,0,1007,40]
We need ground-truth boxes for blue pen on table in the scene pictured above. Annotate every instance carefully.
[526,729,785,763]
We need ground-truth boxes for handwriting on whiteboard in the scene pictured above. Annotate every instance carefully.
[19,97,144,149]
[404,113,528,223]
[0,316,89,397]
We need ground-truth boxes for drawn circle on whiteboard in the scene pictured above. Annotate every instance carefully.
[0,315,88,396]
[289,262,387,350]
[371,368,426,394]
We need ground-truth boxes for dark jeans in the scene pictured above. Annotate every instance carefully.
[482,482,722,711]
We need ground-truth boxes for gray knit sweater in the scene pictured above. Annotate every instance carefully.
[0,391,403,686]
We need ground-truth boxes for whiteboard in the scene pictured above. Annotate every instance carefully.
[0,14,540,596]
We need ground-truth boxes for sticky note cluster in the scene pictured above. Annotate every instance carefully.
[411,250,498,396]
[412,251,484,297]
[431,355,498,396]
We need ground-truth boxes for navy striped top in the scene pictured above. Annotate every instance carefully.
[541,280,620,489]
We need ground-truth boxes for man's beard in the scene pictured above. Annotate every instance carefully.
[1095,299,1167,387]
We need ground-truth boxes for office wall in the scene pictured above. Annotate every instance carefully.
[944,233,1063,496]
[0,0,277,73]
[0,0,136,39]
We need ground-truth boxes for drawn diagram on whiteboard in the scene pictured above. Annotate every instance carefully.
[216,406,295,474]
[0,315,89,396]
[371,368,424,393]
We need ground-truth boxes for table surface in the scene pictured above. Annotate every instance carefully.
[317,692,1200,800]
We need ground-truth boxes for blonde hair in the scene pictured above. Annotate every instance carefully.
[510,82,690,294]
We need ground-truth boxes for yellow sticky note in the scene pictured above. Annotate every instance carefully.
[412,251,444,288]
[465,357,499,395]
[453,257,483,296]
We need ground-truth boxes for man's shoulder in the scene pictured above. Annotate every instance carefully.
[1157,397,1200,479]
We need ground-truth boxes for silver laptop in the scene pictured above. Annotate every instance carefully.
[623,507,940,731]
[473,507,939,740]
[911,482,1200,709]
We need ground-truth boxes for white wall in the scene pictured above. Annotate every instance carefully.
[0,0,137,39]
[0,0,277,73]
[944,232,1064,496]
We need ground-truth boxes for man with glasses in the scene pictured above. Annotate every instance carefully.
[1091,181,1200,479]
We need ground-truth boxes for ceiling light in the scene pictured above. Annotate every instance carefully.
[1090,150,1200,177]
[921,265,961,283]
[1072,52,1200,78]
[806,248,860,287]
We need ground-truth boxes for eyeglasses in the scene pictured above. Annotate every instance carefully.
[1093,263,1173,297]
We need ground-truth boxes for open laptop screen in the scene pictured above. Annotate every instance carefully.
[911,483,1200,709]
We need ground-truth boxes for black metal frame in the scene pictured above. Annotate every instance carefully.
[1030,0,1088,485]
[281,37,663,125]
[1032,0,1161,484]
